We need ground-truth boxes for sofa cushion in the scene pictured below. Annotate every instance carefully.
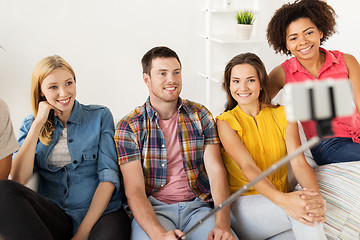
[315,162,360,240]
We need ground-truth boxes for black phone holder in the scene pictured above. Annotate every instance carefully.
[309,87,335,138]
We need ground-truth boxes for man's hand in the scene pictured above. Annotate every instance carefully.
[157,229,184,240]
[208,225,236,240]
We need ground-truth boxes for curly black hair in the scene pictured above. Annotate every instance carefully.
[267,0,337,55]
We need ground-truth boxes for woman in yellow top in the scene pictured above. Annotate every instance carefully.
[216,53,326,240]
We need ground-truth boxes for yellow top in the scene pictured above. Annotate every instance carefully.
[216,105,289,195]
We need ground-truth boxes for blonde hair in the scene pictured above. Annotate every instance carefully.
[31,55,76,145]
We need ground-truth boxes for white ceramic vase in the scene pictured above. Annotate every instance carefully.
[236,24,253,40]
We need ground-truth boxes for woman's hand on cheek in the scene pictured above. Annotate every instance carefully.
[35,101,61,125]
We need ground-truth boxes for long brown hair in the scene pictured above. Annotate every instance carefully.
[223,52,274,112]
[31,55,76,145]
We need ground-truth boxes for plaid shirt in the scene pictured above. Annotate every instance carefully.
[115,97,219,202]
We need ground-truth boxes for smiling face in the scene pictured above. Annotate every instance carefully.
[144,57,182,105]
[230,63,261,112]
[286,17,323,61]
[40,68,76,118]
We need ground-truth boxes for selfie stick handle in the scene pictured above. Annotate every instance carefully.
[179,136,320,240]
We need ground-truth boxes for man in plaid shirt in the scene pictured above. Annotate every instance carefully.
[115,46,236,240]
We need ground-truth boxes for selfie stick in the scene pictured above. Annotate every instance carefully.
[179,136,320,240]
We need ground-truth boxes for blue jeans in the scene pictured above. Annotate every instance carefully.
[311,137,360,165]
[131,196,237,240]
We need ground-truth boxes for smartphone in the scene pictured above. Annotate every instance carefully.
[283,78,354,122]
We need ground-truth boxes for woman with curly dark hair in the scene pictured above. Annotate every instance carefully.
[267,0,360,166]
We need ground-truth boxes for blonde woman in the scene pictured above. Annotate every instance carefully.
[0,55,130,240]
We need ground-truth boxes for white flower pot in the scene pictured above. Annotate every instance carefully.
[236,24,253,40]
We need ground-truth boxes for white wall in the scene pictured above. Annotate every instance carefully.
[324,0,360,61]
[0,0,359,134]
[0,0,205,132]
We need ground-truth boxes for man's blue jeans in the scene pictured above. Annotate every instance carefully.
[131,196,219,240]
[311,137,360,165]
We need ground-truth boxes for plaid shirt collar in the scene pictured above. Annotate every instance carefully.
[145,97,186,121]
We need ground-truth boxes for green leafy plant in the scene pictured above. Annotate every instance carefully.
[236,10,255,25]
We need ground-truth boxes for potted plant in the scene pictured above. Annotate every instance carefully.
[235,9,255,40]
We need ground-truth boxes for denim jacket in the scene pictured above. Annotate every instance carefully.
[17,100,123,232]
